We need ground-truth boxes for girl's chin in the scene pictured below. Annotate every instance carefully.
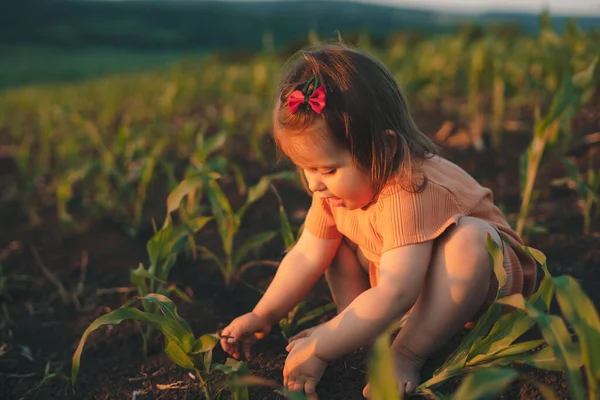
[328,197,345,207]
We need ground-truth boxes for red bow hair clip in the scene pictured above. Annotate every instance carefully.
[287,74,326,115]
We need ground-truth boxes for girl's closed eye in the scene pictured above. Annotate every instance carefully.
[322,169,337,175]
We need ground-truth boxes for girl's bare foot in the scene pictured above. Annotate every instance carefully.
[362,344,425,398]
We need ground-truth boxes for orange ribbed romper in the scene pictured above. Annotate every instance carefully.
[304,155,537,315]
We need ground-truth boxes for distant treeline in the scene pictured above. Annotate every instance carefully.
[2,0,600,52]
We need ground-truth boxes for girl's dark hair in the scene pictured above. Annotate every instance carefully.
[272,42,437,198]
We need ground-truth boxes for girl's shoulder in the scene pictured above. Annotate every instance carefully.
[376,155,491,214]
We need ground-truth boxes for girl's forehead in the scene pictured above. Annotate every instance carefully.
[279,127,346,168]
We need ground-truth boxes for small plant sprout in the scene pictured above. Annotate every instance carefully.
[130,213,211,354]
[198,171,295,285]
[552,157,600,235]
[72,294,250,400]
[516,57,599,236]
[279,300,336,341]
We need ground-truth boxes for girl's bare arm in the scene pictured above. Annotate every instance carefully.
[252,229,342,326]
[311,240,433,360]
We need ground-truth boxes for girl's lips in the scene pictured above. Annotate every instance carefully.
[327,196,344,207]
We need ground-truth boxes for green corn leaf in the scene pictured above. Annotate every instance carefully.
[197,131,227,162]
[431,303,503,380]
[368,332,401,400]
[554,276,600,399]
[141,294,193,332]
[72,305,194,385]
[130,263,151,295]
[204,346,213,373]
[497,294,585,400]
[487,233,507,288]
[130,263,168,296]
[165,176,205,217]
[206,180,234,246]
[571,57,599,88]
[230,163,247,197]
[214,358,250,375]
[163,285,192,303]
[450,367,518,400]
[147,222,173,270]
[271,184,296,250]
[295,303,336,328]
[166,217,212,258]
[245,171,296,206]
[186,216,213,234]
[416,387,450,400]
[207,179,234,216]
[531,381,558,400]
[193,333,219,353]
[214,359,251,400]
[540,58,599,133]
[472,339,545,362]
[467,269,553,362]
[196,245,226,275]
[233,231,277,266]
[490,346,563,371]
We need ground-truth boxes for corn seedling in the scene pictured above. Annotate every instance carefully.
[517,57,600,236]
[197,171,295,285]
[225,375,309,399]
[279,300,336,341]
[552,157,600,235]
[130,214,211,353]
[19,361,70,400]
[72,294,250,400]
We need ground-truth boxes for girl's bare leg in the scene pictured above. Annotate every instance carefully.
[288,238,370,342]
[325,238,371,313]
[364,216,501,398]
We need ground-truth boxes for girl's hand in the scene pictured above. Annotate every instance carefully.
[220,312,271,359]
[284,337,327,400]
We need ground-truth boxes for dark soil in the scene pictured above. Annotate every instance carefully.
[1,104,599,400]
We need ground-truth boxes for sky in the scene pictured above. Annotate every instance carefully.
[94,0,600,17]
[359,0,600,16]
[206,0,600,16]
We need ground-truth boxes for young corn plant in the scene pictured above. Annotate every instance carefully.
[72,294,250,400]
[516,57,600,236]
[130,213,212,353]
[198,171,295,285]
[279,300,336,341]
[552,157,600,235]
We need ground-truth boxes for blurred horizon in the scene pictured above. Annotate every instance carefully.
[2,0,599,90]
[79,0,600,17]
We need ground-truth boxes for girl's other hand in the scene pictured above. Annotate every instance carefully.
[220,312,271,359]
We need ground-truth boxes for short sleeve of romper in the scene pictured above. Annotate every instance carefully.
[304,195,343,239]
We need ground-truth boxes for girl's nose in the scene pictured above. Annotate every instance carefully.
[306,173,326,192]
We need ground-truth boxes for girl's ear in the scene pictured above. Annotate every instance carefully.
[384,129,398,158]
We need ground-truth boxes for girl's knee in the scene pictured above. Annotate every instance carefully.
[451,217,501,261]
[437,217,500,286]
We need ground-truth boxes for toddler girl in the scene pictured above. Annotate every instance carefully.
[220,43,536,399]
